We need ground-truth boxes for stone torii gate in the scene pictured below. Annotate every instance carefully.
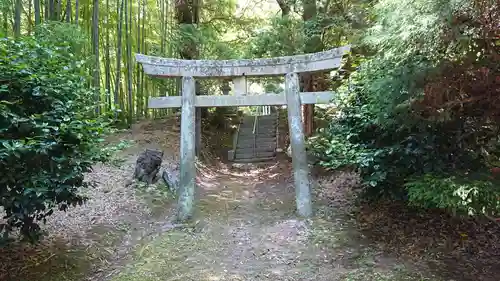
[136,46,350,221]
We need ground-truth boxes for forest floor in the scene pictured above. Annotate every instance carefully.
[1,117,500,281]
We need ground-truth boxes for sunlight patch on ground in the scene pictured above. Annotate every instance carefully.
[111,229,226,281]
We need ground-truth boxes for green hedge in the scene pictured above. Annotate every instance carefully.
[0,25,110,242]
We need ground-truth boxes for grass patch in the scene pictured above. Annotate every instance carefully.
[134,182,177,218]
[102,140,134,167]
[309,205,361,250]
[0,224,130,281]
[309,217,354,249]
[1,239,99,281]
[111,228,225,281]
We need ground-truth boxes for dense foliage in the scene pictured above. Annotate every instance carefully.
[310,0,500,216]
[0,24,111,242]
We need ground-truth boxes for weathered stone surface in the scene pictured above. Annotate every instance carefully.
[227,149,235,161]
[177,76,196,222]
[148,91,336,108]
[162,164,180,193]
[136,46,351,78]
[286,144,318,165]
[133,149,164,184]
[233,77,247,95]
[285,72,313,217]
[235,151,275,159]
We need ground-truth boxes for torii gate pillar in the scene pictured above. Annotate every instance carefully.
[285,73,312,216]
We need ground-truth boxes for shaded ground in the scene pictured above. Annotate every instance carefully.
[110,159,432,281]
[356,201,500,281]
[0,119,181,281]
[1,118,500,281]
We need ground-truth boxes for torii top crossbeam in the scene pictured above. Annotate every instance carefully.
[135,46,350,78]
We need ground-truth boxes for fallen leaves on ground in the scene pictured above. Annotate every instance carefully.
[355,200,500,281]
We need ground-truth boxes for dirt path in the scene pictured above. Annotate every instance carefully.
[2,119,497,281]
[106,158,433,281]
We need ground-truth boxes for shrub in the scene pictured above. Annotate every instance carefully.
[405,174,500,216]
[310,0,500,214]
[0,25,110,242]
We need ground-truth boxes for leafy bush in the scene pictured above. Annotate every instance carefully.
[0,25,111,242]
[311,0,500,215]
[405,174,500,216]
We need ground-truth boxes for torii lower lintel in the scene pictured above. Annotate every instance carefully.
[147,92,336,108]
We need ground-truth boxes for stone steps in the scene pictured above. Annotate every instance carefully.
[236,142,276,149]
[234,151,276,160]
[237,136,275,144]
[236,146,275,153]
[238,132,276,138]
[231,113,278,163]
[239,124,276,130]
[232,156,276,163]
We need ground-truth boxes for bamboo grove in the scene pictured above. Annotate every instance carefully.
[0,0,363,127]
[0,0,225,125]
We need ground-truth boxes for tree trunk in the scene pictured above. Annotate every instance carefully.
[27,0,32,34]
[34,0,41,25]
[44,0,48,21]
[92,0,100,113]
[302,0,323,137]
[48,0,54,20]
[75,0,78,24]
[104,0,111,109]
[2,2,7,35]
[276,0,290,17]
[14,0,21,37]
[276,0,294,56]
[2,11,6,36]
[141,0,147,117]
[65,0,71,22]
[160,0,164,54]
[114,0,124,115]
[43,0,47,20]
[135,0,142,117]
[56,0,61,20]
[125,0,133,124]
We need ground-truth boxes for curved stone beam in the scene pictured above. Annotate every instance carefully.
[136,46,350,78]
